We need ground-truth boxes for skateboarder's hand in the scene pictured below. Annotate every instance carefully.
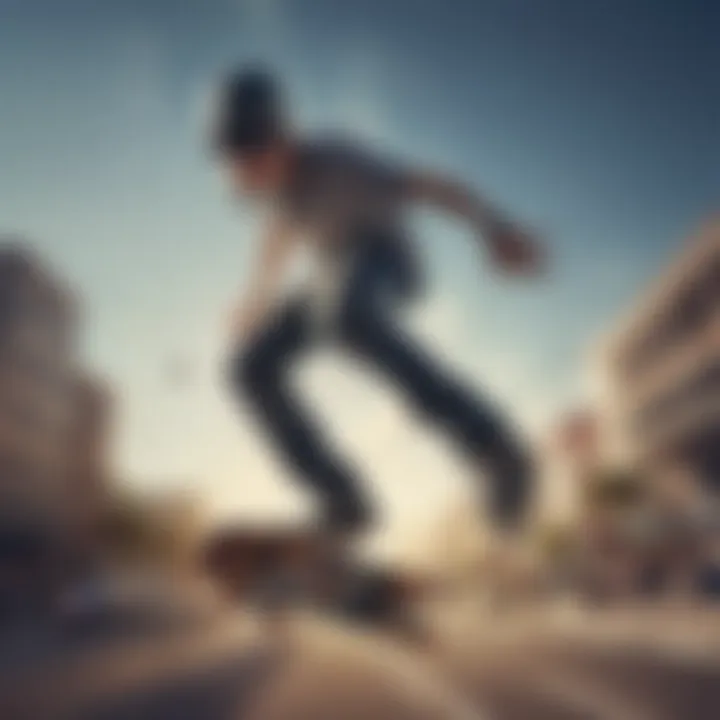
[487,222,545,277]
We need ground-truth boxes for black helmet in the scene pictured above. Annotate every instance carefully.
[212,66,285,155]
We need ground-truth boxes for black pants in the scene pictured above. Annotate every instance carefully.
[228,237,530,532]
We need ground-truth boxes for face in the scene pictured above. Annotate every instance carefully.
[224,144,289,198]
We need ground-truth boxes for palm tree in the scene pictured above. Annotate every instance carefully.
[579,467,649,601]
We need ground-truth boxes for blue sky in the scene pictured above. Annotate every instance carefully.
[1,0,717,548]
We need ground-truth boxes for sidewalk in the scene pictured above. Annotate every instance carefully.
[460,602,720,665]
[549,604,720,662]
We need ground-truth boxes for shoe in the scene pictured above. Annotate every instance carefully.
[323,493,374,537]
[484,445,534,534]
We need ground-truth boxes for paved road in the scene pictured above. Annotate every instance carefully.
[0,614,479,720]
[441,611,720,720]
[2,607,720,719]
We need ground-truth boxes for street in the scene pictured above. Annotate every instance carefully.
[441,607,720,720]
[2,604,719,720]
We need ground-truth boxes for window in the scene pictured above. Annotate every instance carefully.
[634,361,720,439]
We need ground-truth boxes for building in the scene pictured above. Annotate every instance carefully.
[0,242,81,528]
[63,375,114,553]
[534,409,601,522]
[554,410,601,469]
[598,217,720,487]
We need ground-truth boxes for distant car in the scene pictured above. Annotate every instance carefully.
[57,571,216,639]
[0,524,53,622]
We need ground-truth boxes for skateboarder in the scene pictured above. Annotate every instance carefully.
[213,66,544,541]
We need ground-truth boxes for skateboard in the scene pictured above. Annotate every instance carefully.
[202,526,428,642]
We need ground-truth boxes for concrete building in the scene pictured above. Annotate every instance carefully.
[598,217,720,487]
[0,242,81,527]
[63,375,114,553]
[537,409,601,522]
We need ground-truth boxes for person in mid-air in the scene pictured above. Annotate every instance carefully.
[212,66,544,542]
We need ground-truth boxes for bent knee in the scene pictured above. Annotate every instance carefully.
[338,300,392,352]
[226,343,279,398]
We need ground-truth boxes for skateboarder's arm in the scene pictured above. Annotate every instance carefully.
[405,170,508,235]
[404,170,544,274]
[230,216,297,342]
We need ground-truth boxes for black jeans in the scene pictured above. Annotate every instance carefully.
[228,236,529,532]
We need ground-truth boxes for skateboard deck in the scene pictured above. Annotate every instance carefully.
[203,525,427,640]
